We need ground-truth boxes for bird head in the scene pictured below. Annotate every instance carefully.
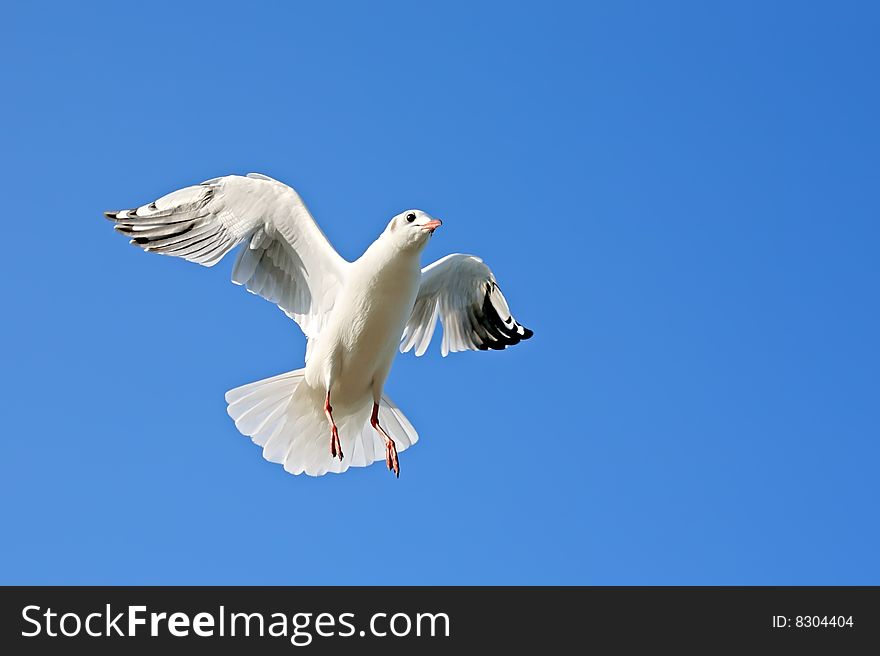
[382,209,442,252]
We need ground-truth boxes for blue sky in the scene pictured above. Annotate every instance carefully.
[2,1,878,584]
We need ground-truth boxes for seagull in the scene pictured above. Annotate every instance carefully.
[104,173,532,477]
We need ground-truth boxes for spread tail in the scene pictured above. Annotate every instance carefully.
[225,369,419,476]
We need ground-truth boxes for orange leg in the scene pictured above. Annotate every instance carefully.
[370,402,399,477]
[324,391,343,461]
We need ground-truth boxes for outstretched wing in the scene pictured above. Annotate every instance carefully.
[400,253,533,357]
[105,173,347,339]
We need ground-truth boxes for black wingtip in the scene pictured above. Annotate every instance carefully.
[522,327,534,340]
[104,210,118,220]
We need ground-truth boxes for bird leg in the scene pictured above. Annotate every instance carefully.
[370,402,399,477]
[325,391,343,461]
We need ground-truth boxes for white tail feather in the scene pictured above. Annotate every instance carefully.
[225,369,419,476]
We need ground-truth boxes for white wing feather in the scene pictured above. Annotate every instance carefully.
[106,173,347,340]
[401,253,533,357]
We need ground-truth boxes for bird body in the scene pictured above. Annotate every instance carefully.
[105,173,532,477]
[307,232,422,409]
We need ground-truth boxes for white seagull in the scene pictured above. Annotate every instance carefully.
[105,173,532,477]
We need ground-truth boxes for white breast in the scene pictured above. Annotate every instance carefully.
[304,240,421,407]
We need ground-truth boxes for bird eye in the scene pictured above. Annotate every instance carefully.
[405,213,416,223]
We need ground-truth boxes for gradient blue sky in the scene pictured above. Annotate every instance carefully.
[2,2,878,584]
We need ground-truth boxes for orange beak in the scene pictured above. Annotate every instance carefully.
[422,219,442,233]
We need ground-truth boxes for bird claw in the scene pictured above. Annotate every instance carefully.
[324,393,343,462]
[384,437,399,477]
[371,402,399,478]
[330,426,343,461]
